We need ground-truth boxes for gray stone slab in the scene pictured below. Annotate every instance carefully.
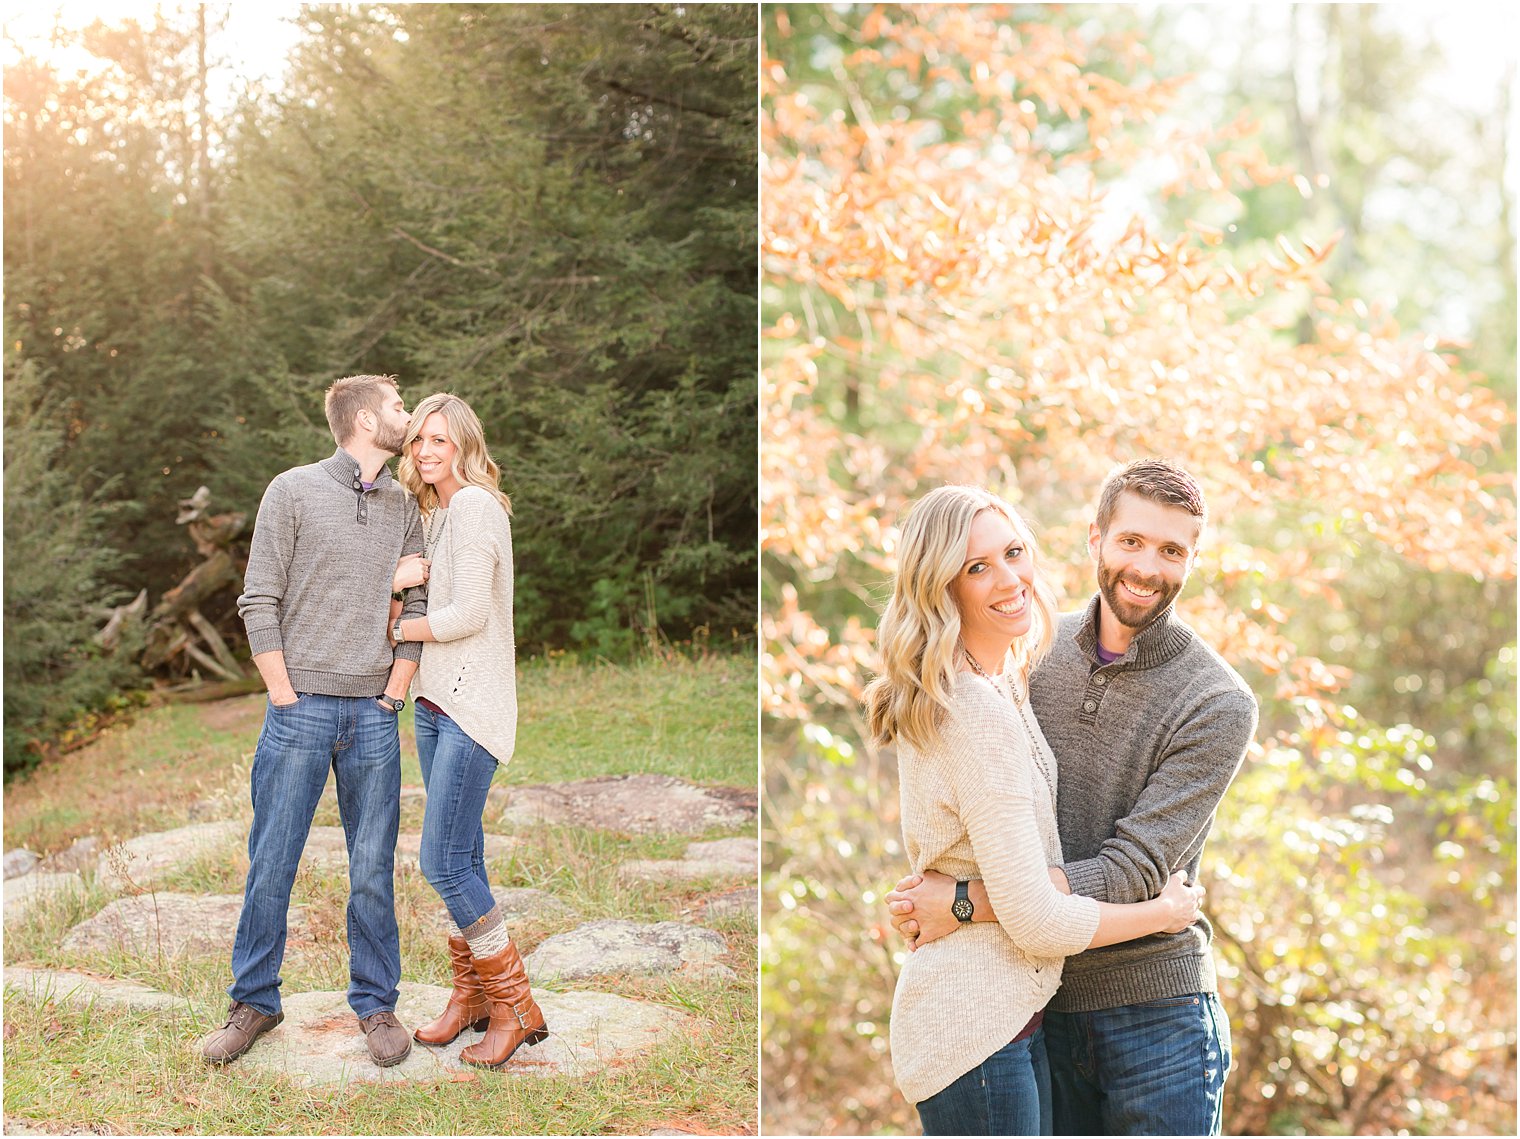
[525,919,732,982]
[231,982,692,1086]
[86,819,523,894]
[3,967,196,1013]
[620,836,756,883]
[495,774,755,836]
[3,849,39,879]
[39,836,101,875]
[59,893,308,958]
[97,821,244,891]
[3,872,85,922]
[426,886,576,933]
[685,837,756,864]
[298,827,521,874]
[4,972,692,1088]
[688,886,759,923]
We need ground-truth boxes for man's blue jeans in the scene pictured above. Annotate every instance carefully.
[229,694,402,1019]
[916,1027,1053,1136]
[414,703,501,930]
[1045,993,1232,1136]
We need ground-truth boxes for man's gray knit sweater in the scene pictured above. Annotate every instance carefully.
[237,448,425,697]
[1030,594,1258,1013]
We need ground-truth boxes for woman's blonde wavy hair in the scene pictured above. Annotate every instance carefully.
[397,392,513,517]
[864,486,1058,753]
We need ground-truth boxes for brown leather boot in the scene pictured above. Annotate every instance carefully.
[414,934,491,1046]
[459,942,548,1069]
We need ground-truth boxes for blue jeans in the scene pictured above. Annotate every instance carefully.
[414,704,501,930]
[1045,993,1232,1136]
[916,1027,1052,1136]
[229,694,402,1019]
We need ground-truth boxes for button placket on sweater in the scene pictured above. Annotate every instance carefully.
[350,465,372,526]
[1078,665,1113,725]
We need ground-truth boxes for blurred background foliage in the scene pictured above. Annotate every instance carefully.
[760,5,1515,1135]
[4,3,757,777]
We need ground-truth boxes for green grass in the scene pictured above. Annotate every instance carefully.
[5,654,756,859]
[0,989,756,1135]
[505,652,757,785]
[2,654,757,1135]
[1,701,262,855]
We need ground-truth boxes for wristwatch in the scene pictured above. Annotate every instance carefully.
[378,695,405,713]
[953,880,975,923]
[391,618,406,643]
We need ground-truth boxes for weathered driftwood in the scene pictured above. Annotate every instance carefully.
[182,638,242,683]
[158,675,266,702]
[95,589,149,651]
[140,550,241,672]
[184,609,243,677]
[104,485,252,682]
[178,485,247,557]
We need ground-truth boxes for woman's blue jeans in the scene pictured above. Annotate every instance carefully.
[916,1026,1052,1136]
[414,703,501,930]
[229,694,401,1019]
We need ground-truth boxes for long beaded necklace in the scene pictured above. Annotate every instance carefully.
[423,503,450,559]
[962,649,1057,802]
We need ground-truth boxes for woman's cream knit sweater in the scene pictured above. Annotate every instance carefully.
[411,485,516,765]
[890,670,1101,1106]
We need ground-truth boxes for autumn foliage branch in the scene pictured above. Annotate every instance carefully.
[761,6,1514,728]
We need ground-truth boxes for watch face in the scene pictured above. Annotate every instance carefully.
[952,897,974,922]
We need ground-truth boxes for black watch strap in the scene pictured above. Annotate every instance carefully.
[953,879,974,922]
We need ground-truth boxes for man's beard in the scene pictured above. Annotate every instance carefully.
[374,418,408,456]
[1094,552,1182,631]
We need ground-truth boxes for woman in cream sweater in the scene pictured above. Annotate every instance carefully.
[865,486,1201,1135]
[388,392,547,1070]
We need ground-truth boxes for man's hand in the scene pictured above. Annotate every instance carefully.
[252,650,298,708]
[885,868,961,951]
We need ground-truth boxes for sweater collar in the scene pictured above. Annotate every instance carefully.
[320,446,393,492]
[1072,593,1193,670]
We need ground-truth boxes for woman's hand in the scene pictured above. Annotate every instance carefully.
[1156,870,1204,934]
[886,869,961,950]
[393,553,430,592]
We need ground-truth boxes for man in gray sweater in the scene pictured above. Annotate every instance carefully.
[887,459,1258,1135]
[200,375,426,1069]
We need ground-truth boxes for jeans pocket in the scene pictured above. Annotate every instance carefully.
[1206,993,1233,1074]
[268,693,303,713]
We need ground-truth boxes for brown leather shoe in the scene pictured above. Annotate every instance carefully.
[460,942,548,1069]
[359,1009,413,1067]
[415,934,491,1046]
[200,1001,283,1064]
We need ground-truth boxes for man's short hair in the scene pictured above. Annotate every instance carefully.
[324,375,398,445]
[1095,458,1207,534]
